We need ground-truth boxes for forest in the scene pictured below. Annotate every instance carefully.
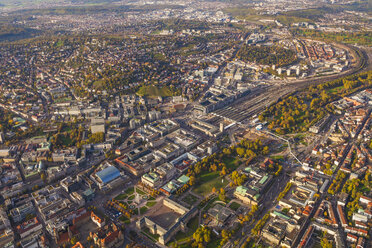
[237,45,297,67]
[291,29,372,46]
[259,70,372,134]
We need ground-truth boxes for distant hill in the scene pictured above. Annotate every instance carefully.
[0,0,118,8]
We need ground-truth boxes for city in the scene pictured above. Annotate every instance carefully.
[0,0,371,248]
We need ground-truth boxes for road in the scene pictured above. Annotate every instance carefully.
[292,109,371,247]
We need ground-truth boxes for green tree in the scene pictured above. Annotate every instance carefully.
[219,188,226,202]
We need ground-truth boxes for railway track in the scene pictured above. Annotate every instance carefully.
[214,45,370,123]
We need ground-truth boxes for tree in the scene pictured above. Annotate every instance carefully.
[219,188,226,202]
[262,146,269,155]
[236,147,245,157]
[172,242,181,248]
[189,176,196,186]
[70,236,77,245]
[220,166,227,177]
[320,235,332,248]
[40,172,46,182]
[192,226,211,247]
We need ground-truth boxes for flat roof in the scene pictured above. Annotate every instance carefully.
[148,204,182,230]
[177,175,190,184]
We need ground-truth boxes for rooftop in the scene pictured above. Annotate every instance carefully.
[147,204,182,230]
[96,166,120,184]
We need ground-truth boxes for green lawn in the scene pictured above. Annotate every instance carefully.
[180,243,192,248]
[146,201,157,207]
[128,195,135,200]
[171,216,199,245]
[270,155,284,160]
[125,187,135,195]
[142,228,159,241]
[193,172,228,196]
[222,156,240,170]
[136,188,146,195]
[140,206,148,215]
[136,85,173,97]
[204,198,220,211]
[183,194,199,206]
[114,194,127,201]
[119,215,130,224]
[54,96,72,103]
[172,227,220,248]
[59,134,73,147]
[327,85,344,94]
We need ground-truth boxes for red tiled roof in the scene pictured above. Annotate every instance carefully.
[72,242,84,248]
[102,230,119,246]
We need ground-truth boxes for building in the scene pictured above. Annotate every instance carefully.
[52,149,78,162]
[170,153,200,172]
[115,152,160,176]
[141,172,162,188]
[262,219,286,245]
[32,187,72,222]
[347,233,358,243]
[91,118,105,134]
[166,129,200,151]
[189,119,222,137]
[89,223,124,248]
[0,149,10,157]
[160,175,190,195]
[356,237,365,248]
[154,163,176,182]
[208,204,234,226]
[60,176,80,193]
[144,119,179,137]
[337,204,348,228]
[197,140,218,155]
[90,164,123,189]
[194,88,243,114]
[91,124,105,134]
[288,186,315,207]
[72,242,84,248]
[0,209,14,247]
[70,192,85,207]
[352,213,368,223]
[154,143,184,160]
[16,217,42,239]
[309,114,330,134]
[234,185,261,205]
[136,198,198,245]
[9,202,35,223]
[0,132,4,144]
[91,212,105,228]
